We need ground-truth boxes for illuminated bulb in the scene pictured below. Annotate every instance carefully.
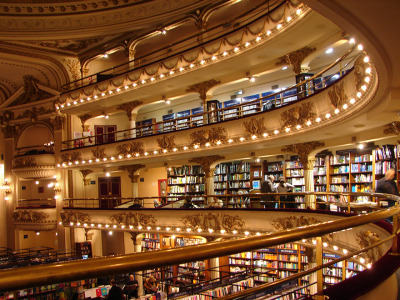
[232,230,238,234]
[240,137,245,142]
[77,222,81,226]
[256,232,261,236]
[251,135,257,140]
[95,158,100,162]
[325,48,333,54]
[357,44,364,51]
[82,160,86,164]
[350,98,356,104]
[200,60,205,65]
[190,64,195,68]
[316,117,321,122]
[166,227,171,231]
[194,144,199,149]
[160,74,164,78]
[88,159,92,163]
[121,225,125,229]
[367,263,371,269]
[57,164,60,167]
[60,104,64,108]
[94,95,98,99]
[109,91,113,95]
[144,152,149,156]
[70,222,74,226]
[156,227,160,230]
[312,240,317,245]
[68,162,72,165]
[208,229,213,233]
[244,231,249,236]
[186,228,192,232]
[163,149,168,153]
[62,163,66,167]
[228,139,233,143]
[334,108,340,114]
[147,226,151,230]
[105,224,110,228]
[35,180,39,185]
[365,76,370,83]
[176,228,181,232]
[234,47,239,52]
[256,36,261,42]
[150,77,155,81]
[360,258,365,263]
[343,249,348,254]
[357,91,362,98]
[113,225,117,228]
[129,225,133,229]
[286,16,292,22]
[138,225,142,230]
[169,70,174,75]
[333,245,338,250]
[277,24,282,29]
[141,80,146,84]
[108,231,113,236]
[116,88,121,92]
[91,224,94,227]
[133,82,137,87]
[106,172,110,177]
[296,125,301,130]
[205,142,210,147]
[285,127,290,132]
[296,9,302,15]
[363,56,370,63]
[67,103,71,106]
[183,146,188,150]
[220,229,226,234]
[127,154,131,158]
[349,37,355,44]
[103,158,107,161]
[263,133,268,137]
[223,51,228,56]
[343,103,348,109]
[124,86,129,90]
[361,85,367,91]
[101,93,105,97]
[274,130,279,134]
[245,42,250,47]
[323,242,328,247]
[179,67,184,72]
[59,222,62,225]
[36,232,40,236]
[110,157,115,160]
[366,67,372,74]
[154,151,158,155]
[266,30,271,35]
[73,101,77,105]
[216,140,221,145]
[212,56,217,60]
[83,223,87,227]
[98,224,102,228]
[325,113,331,119]
[302,239,306,243]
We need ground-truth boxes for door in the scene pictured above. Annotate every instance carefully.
[95,125,116,144]
[98,177,121,208]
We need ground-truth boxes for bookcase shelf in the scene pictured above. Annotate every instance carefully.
[167,165,205,203]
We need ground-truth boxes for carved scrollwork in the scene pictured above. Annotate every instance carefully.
[186,79,221,100]
[79,169,93,185]
[276,47,316,74]
[60,152,82,163]
[119,164,145,183]
[116,142,144,156]
[356,230,382,262]
[189,127,226,146]
[354,55,367,90]
[328,81,348,109]
[243,117,266,136]
[280,102,316,129]
[180,213,244,232]
[110,212,156,228]
[60,211,91,224]
[189,155,224,175]
[13,157,37,169]
[383,121,400,136]
[282,141,325,169]
[157,136,177,151]
[91,147,106,159]
[13,210,49,223]
[117,101,143,121]
[272,216,321,231]
[11,75,53,107]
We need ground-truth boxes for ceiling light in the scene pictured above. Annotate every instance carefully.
[325,48,333,54]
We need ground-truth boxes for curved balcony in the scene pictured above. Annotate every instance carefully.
[12,207,57,231]
[12,151,55,179]
[57,50,377,169]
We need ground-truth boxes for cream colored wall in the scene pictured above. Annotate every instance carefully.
[86,50,128,76]
[19,230,58,249]
[124,232,135,254]
[137,167,167,199]
[19,179,54,200]
[84,111,130,137]
[17,125,53,148]
[90,229,103,258]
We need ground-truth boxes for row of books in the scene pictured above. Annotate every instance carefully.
[168,176,204,184]
[350,163,373,172]
[168,165,204,176]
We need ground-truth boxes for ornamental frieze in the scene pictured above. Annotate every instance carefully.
[282,141,325,169]
[272,215,322,231]
[11,75,53,107]
[180,213,244,232]
[354,55,367,90]
[157,136,177,151]
[110,212,157,228]
[383,121,400,136]
[13,157,37,169]
[116,142,144,156]
[356,230,382,262]
[186,79,221,101]
[243,117,266,136]
[60,211,91,224]
[276,46,316,75]
[280,102,315,129]
[189,155,224,175]
[13,210,49,223]
[61,152,82,163]
[91,147,106,159]
[117,101,143,121]
[118,165,145,183]
[189,127,226,146]
[328,81,348,109]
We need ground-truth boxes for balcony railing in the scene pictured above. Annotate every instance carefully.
[0,191,399,300]
[62,46,357,151]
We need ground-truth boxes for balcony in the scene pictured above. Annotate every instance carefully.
[12,145,55,179]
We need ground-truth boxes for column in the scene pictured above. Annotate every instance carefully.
[130,113,137,139]
[304,157,316,209]
[205,167,215,206]
[3,137,15,249]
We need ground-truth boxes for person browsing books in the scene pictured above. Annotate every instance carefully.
[274,177,294,208]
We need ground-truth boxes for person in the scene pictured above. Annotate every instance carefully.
[274,177,294,208]
[153,198,160,208]
[260,175,276,208]
[208,196,224,208]
[124,274,138,299]
[108,279,125,300]
[375,169,398,222]
[129,199,142,209]
[144,276,158,295]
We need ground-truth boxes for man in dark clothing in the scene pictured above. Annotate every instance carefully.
[375,169,399,207]
[108,279,125,300]
[260,175,276,208]
[124,274,138,299]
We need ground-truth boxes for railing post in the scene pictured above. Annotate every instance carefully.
[315,236,324,299]
[392,213,399,254]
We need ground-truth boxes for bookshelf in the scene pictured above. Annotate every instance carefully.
[75,242,92,259]
[265,161,284,181]
[375,144,397,188]
[329,153,350,193]
[350,153,373,203]
[167,165,205,205]
[176,110,191,130]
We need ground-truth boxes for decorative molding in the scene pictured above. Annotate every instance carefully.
[53,115,64,131]
[110,212,157,227]
[13,157,37,169]
[117,101,142,121]
[354,55,367,90]
[272,216,322,231]
[62,58,81,84]
[116,142,144,157]
[13,210,49,223]
[79,169,93,186]
[180,212,244,232]
[356,230,382,263]
[15,106,54,122]
[243,117,266,136]
[282,141,325,169]
[328,81,347,109]
[383,121,400,135]
[10,75,53,107]
[186,79,221,100]
[189,155,224,175]
[276,46,316,74]
[91,147,106,159]
[2,110,14,124]
[60,151,82,163]
[280,102,315,129]
[60,211,91,224]
[1,124,17,138]
[118,164,145,183]
[78,114,92,131]
[189,127,226,146]
[157,136,177,151]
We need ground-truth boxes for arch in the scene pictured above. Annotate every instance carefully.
[16,123,54,150]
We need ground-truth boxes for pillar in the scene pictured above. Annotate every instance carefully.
[130,113,137,139]
[3,137,15,249]
[304,157,316,209]
[205,167,215,205]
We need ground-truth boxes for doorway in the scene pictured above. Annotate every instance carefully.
[98,177,121,208]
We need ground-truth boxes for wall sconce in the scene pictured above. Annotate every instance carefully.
[49,176,61,193]
[2,179,11,195]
